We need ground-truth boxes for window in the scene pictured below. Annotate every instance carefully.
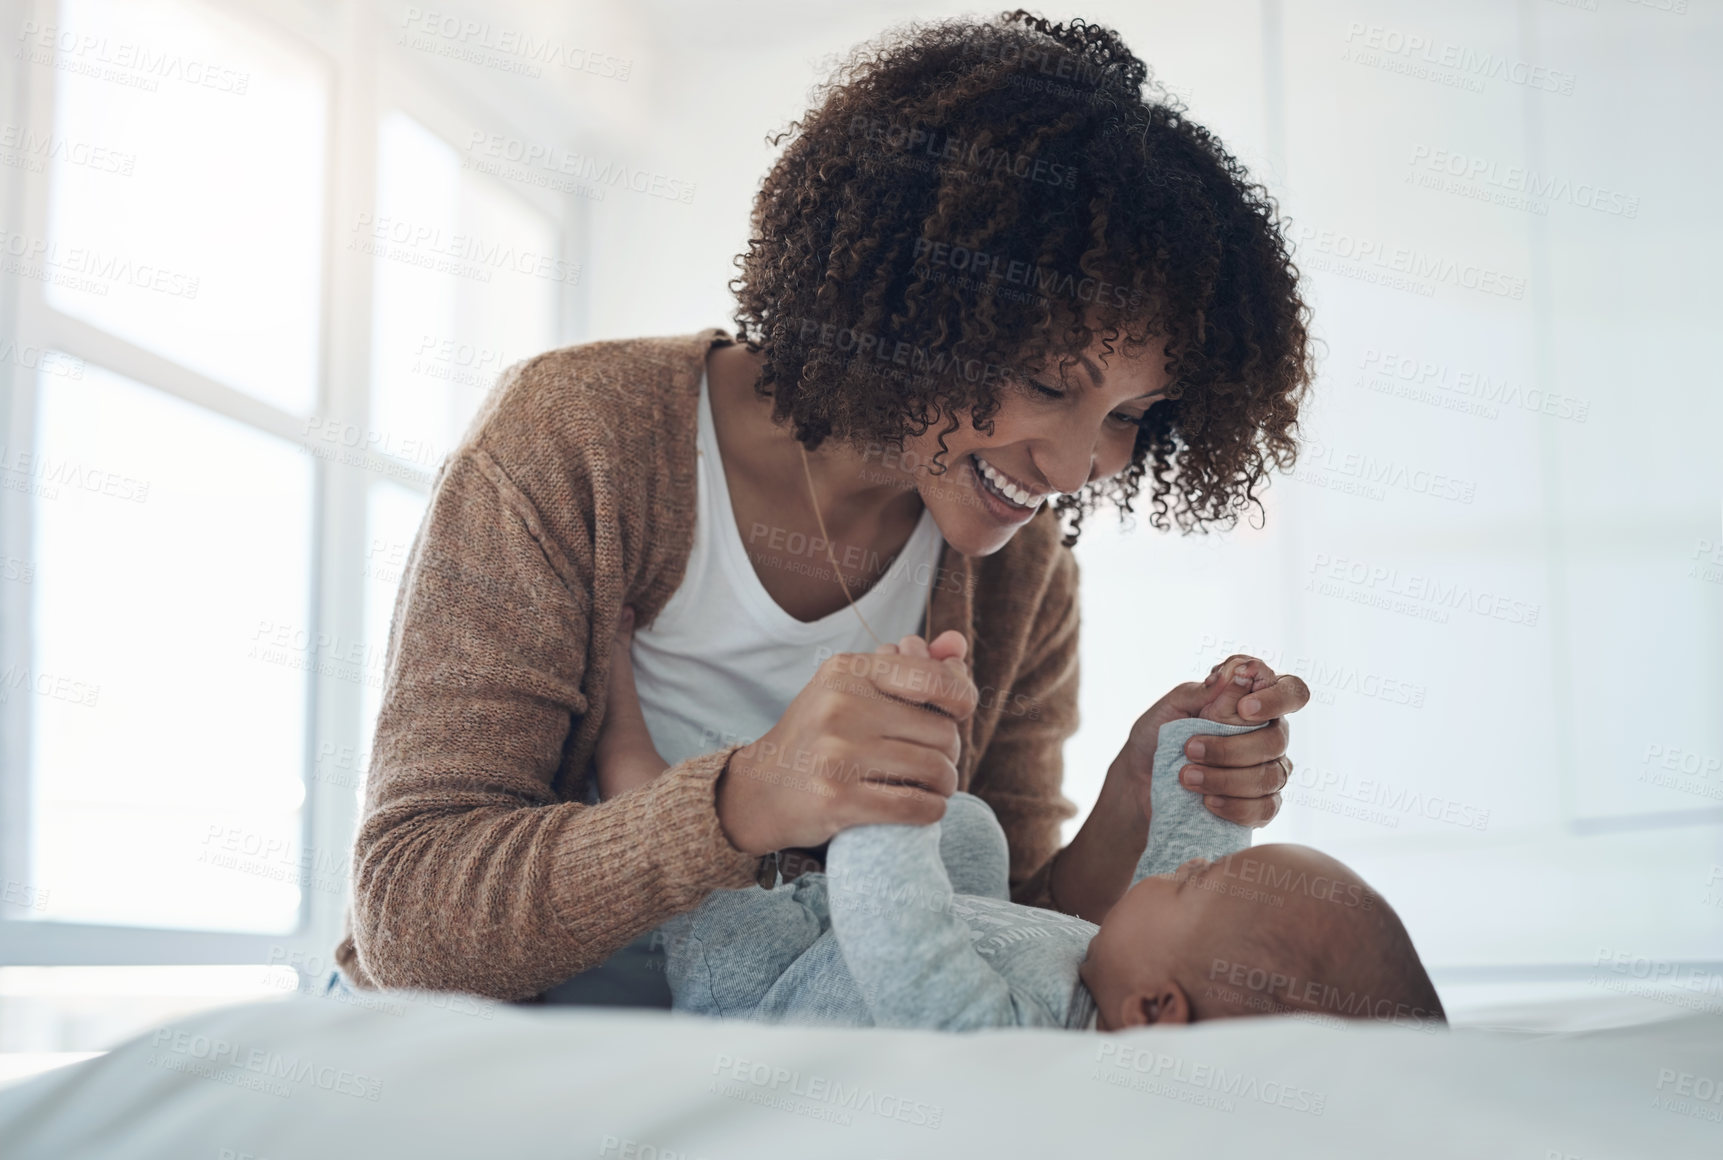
[0,0,576,1057]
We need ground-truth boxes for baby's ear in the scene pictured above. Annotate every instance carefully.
[1117,981,1192,1027]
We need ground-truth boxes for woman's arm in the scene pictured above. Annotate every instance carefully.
[969,539,1309,923]
[963,546,1240,921]
[591,606,673,799]
[348,449,760,1001]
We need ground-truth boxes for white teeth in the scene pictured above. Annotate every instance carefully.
[975,455,1039,509]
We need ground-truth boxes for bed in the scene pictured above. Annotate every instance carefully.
[0,988,1717,1158]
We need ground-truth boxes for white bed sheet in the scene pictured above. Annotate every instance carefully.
[0,990,1718,1158]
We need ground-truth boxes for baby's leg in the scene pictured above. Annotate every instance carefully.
[1131,658,1280,881]
[937,792,1010,899]
[870,633,1009,898]
[1139,716,1264,881]
[662,884,827,1018]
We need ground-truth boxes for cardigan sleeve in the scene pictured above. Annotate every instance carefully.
[966,546,1082,910]
[345,447,760,1001]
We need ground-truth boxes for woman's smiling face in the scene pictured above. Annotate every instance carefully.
[893,336,1173,557]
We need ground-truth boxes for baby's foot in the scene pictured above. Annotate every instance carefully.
[594,606,670,798]
[1198,657,1276,725]
[875,632,969,718]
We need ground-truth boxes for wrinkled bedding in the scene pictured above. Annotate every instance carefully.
[0,990,1718,1158]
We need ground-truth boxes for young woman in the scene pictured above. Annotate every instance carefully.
[332,11,1314,1003]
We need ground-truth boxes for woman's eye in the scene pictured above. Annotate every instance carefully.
[1028,380,1064,400]
[1109,411,1147,427]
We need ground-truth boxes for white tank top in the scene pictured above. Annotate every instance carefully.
[628,367,946,764]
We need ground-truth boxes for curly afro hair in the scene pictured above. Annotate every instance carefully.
[727,9,1315,545]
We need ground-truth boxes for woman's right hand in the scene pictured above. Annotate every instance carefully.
[714,629,979,855]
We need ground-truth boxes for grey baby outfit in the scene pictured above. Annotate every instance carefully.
[663,716,1266,1030]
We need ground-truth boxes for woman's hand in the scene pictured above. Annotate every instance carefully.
[1114,655,1310,829]
[714,629,979,856]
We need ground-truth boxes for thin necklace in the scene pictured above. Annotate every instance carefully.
[798,442,933,648]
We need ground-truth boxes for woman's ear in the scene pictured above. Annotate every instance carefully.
[1116,980,1193,1027]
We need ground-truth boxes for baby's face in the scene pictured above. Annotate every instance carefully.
[1081,856,1228,1002]
[1080,844,1355,1027]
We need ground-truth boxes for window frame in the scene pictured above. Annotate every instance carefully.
[0,0,584,972]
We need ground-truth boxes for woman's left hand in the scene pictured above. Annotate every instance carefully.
[1115,655,1310,828]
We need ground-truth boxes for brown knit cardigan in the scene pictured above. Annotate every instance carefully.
[334,327,1083,1001]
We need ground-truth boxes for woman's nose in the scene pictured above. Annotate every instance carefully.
[1031,432,1100,496]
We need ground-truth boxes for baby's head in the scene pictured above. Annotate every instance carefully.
[1079,844,1444,1032]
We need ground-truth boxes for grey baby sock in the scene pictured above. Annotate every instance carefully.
[1137,715,1271,881]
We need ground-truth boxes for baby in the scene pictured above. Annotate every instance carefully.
[595,616,1445,1033]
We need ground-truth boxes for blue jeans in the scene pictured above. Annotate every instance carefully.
[321,946,672,1008]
